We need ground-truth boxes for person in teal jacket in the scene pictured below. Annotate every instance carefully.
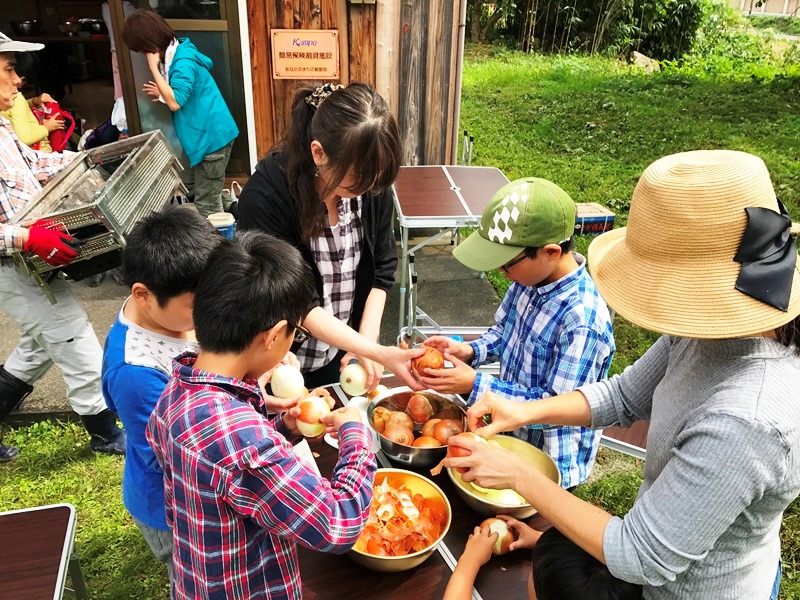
[122,10,238,217]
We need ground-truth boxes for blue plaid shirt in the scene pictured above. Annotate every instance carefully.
[469,254,615,488]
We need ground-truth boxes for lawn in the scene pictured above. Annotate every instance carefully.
[2,46,799,598]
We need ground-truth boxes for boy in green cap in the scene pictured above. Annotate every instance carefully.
[420,178,615,489]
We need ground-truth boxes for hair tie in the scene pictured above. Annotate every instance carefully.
[304,83,344,110]
[734,198,797,312]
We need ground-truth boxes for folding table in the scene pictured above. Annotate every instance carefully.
[0,503,89,599]
[392,165,509,340]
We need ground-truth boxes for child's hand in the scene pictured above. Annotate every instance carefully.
[417,353,477,395]
[423,336,474,362]
[461,525,498,569]
[496,515,543,551]
[322,405,362,434]
[43,114,65,132]
[282,388,335,437]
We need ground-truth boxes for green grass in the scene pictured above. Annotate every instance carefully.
[749,14,800,37]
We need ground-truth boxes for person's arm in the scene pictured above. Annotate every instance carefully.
[5,95,49,146]
[145,53,181,111]
[0,222,28,256]
[222,415,377,553]
[339,287,388,389]
[443,526,498,600]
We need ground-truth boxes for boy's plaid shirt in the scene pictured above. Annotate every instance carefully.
[469,256,615,489]
[0,116,75,254]
[297,196,363,371]
[146,353,376,600]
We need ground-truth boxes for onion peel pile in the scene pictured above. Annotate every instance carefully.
[354,477,447,557]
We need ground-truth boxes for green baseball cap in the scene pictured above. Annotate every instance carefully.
[453,177,576,272]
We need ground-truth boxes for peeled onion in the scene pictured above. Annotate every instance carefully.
[406,394,434,424]
[481,518,516,555]
[383,425,414,446]
[296,395,331,437]
[411,346,445,379]
[412,435,441,448]
[340,362,368,396]
[270,364,305,398]
[432,418,464,446]
[484,488,526,506]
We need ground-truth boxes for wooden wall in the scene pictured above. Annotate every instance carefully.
[246,0,460,166]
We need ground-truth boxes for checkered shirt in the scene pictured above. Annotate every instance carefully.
[297,196,363,370]
[469,255,615,489]
[146,352,377,600]
[0,116,75,255]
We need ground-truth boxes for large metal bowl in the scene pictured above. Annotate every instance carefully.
[447,435,561,519]
[10,20,42,36]
[366,387,467,468]
[349,468,451,572]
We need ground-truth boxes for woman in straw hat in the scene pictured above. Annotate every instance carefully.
[445,150,800,599]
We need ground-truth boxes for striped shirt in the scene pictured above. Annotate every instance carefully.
[297,196,363,371]
[0,115,75,255]
[146,352,377,600]
[469,254,615,488]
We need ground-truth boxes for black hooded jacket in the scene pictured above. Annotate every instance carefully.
[238,151,397,332]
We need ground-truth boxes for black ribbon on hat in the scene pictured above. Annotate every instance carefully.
[734,198,797,312]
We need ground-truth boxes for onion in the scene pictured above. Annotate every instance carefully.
[296,395,331,437]
[270,364,305,398]
[383,425,414,446]
[385,411,414,431]
[432,419,464,446]
[411,346,444,379]
[406,394,434,424]
[412,435,441,448]
[421,418,441,438]
[340,362,368,396]
[372,406,391,433]
[481,518,516,555]
[484,488,526,506]
[446,432,487,473]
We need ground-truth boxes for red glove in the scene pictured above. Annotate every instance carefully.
[24,226,80,266]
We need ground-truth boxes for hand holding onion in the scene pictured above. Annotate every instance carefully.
[495,514,543,552]
[322,405,363,436]
[466,391,524,437]
[460,525,499,568]
[443,433,528,493]
[480,518,518,555]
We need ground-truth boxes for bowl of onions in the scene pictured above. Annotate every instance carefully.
[446,434,561,519]
[350,468,451,572]
[366,387,468,468]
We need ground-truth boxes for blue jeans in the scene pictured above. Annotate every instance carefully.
[769,561,782,600]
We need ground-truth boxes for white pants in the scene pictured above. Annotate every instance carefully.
[0,260,105,416]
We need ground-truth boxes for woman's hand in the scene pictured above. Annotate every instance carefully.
[467,391,524,437]
[340,352,384,392]
[143,81,160,101]
[375,345,426,391]
[495,515,543,552]
[444,435,529,491]
[418,352,477,395]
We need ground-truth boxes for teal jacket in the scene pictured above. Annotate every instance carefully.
[169,38,238,166]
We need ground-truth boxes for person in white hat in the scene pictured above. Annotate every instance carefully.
[445,150,800,600]
[0,32,125,461]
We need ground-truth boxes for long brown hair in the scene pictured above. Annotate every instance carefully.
[280,83,401,241]
[777,313,800,355]
[122,10,177,54]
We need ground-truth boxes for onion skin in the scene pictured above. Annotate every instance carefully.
[433,419,464,446]
[411,346,445,378]
[412,435,441,448]
[383,425,414,446]
[480,518,516,555]
[421,418,442,438]
[372,406,391,433]
[406,394,434,424]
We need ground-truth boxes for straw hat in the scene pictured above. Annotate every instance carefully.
[589,150,800,338]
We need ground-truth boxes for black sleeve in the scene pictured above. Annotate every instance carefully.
[371,187,398,292]
[238,171,298,244]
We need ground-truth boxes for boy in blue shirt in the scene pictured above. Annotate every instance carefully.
[122,10,238,218]
[421,178,615,489]
[102,208,223,589]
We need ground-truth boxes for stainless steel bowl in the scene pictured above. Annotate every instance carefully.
[58,21,82,36]
[348,468,452,572]
[447,435,561,519]
[366,387,467,468]
[10,20,42,36]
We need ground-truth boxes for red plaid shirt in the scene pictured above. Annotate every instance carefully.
[0,116,76,254]
[146,352,377,600]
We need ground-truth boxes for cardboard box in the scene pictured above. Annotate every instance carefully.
[575,202,615,235]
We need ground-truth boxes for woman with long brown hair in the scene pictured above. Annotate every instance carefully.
[239,83,415,390]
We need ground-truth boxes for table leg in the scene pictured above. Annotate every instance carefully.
[398,225,409,334]
[66,553,89,600]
